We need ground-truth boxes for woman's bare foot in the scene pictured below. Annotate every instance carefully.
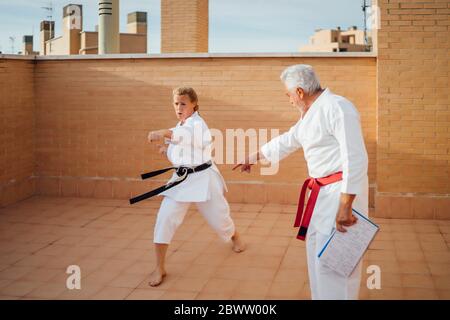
[231,232,246,253]
[148,268,167,287]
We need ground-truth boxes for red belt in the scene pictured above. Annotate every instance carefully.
[294,171,343,241]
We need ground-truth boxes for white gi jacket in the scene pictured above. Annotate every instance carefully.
[261,88,369,235]
[160,111,227,202]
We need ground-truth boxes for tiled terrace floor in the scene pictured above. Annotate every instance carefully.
[0,196,449,300]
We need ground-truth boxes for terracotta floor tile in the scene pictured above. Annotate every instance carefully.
[111,248,149,262]
[108,273,147,288]
[56,283,104,300]
[369,240,395,251]
[84,247,124,260]
[392,232,417,241]
[83,270,122,286]
[123,261,154,275]
[359,286,370,300]
[125,288,166,300]
[396,251,426,262]
[401,274,435,289]
[230,292,267,300]
[183,264,218,279]
[239,204,264,212]
[253,244,288,257]
[97,258,136,273]
[428,263,450,276]
[0,253,28,265]
[214,266,277,282]
[127,239,152,250]
[12,243,49,255]
[437,290,450,299]
[413,224,441,234]
[54,236,86,246]
[192,253,229,266]
[369,287,404,300]
[76,258,110,274]
[367,250,397,262]
[159,290,198,300]
[0,280,45,297]
[0,266,36,281]
[418,233,445,242]
[234,279,272,296]
[375,232,393,241]
[398,261,430,275]
[0,295,20,300]
[25,282,67,299]
[13,254,53,268]
[249,219,276,229]
[420,241,448,252]
[380,273,403,288]
[366,260,400,274]
[424,251,450,263]
[432,275,450,290]
[267,281,304,299]
[195,292,232,300]
[273,268,308,284]
[90,286,134,300]
[0,279,13,289]
[393,240,422,252]
[403,288,439,300]
[202,278,239,294]
[246,227,272,236]
[264,236,292,247]
[170,277,209,293]
[177,241,210,253]
[20,268,63,282]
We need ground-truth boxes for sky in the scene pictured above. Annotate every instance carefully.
[0,0,369,54]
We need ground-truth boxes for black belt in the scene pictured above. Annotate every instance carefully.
[129,161,212,205]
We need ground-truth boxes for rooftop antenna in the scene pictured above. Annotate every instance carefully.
[9,36,16,54]
[362,0,370,50]
[41,1,54,53]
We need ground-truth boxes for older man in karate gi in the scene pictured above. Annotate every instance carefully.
[234,64,369,300]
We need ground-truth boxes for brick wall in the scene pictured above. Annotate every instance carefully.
[161,0,209,53]
[376,0,450,219]
[0,58,35,206]
[32,56,376,206]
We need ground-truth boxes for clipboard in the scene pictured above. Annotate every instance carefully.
[318,208,380,277]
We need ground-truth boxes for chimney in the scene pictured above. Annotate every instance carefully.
[40,20,54,55]
[22,35,34,55]
[127,12,147,34]
[161,0,208,53]
[98,0,120,54]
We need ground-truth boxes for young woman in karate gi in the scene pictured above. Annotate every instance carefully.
[146,87,245,286]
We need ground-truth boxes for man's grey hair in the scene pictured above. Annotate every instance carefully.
[280,64,321,95]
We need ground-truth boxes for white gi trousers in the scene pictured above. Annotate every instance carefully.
[153,172,235,244]
[306,229,362,300]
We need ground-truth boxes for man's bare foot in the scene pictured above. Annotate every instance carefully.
[231,232,246,253]
[148,268,166,287]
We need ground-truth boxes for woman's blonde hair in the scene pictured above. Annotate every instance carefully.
[173,87,199,111]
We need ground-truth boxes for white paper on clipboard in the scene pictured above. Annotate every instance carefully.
[318,208,379,277]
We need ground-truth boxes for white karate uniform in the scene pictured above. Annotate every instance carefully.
[261,88,369,300]
[153,111,235,244]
